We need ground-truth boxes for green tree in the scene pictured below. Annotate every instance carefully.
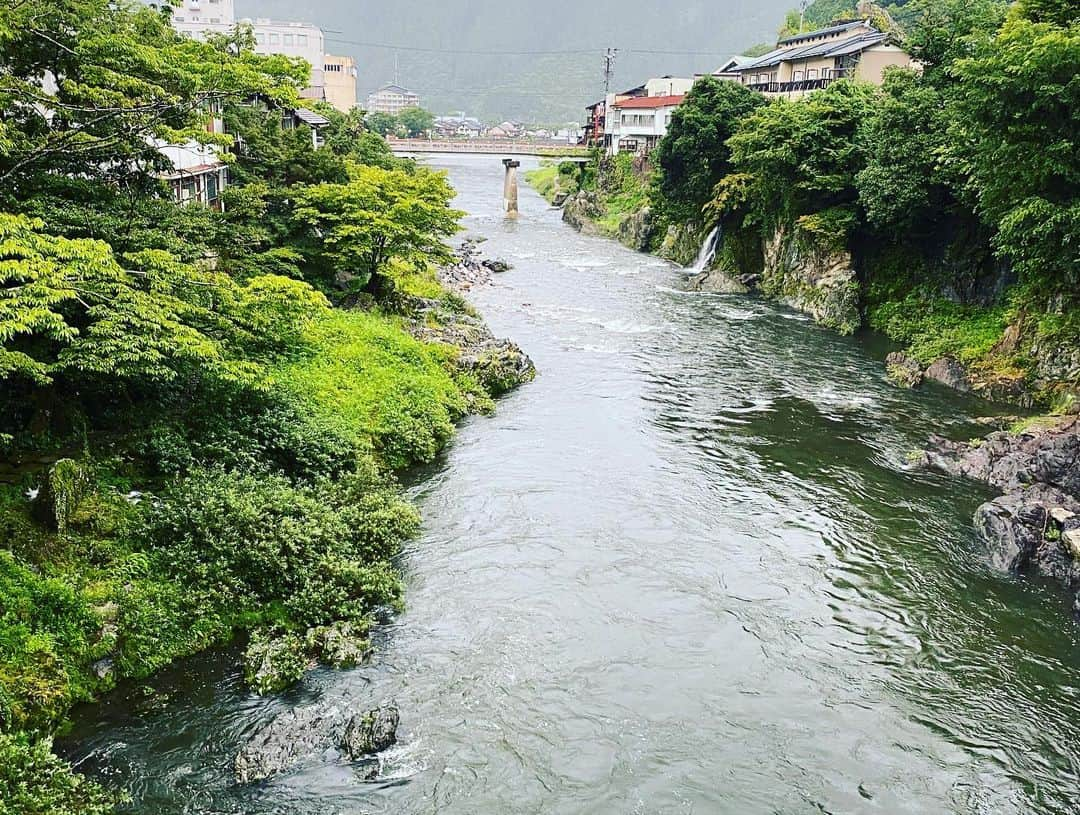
[0,0,306,204]
[291,164,462,293]
[397,107,435,138]
[0,214,327,394]
[650,77,765,224]
[365,111,399,136]
[856,68,952,232]
[716,80,879,234]
[902,0,1008,82]
[949,8,1080,291]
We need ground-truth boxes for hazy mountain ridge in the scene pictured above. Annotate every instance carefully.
[237,0,796,121]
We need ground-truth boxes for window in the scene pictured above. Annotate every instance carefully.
[255,32,265,44]
[821,68,832,78]
[209,17,219,23]
[269,33,279,44]
[806,69,818,80]
[793,70,804,81]
[297,34,307,46]
[283,34,294,45]
[174,15,184,21]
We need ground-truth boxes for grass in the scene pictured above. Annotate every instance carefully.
[524,164,559,203]
[270,309,472,470]
[868,294,1010,367]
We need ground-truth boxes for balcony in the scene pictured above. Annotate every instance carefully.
[747,77,841,95]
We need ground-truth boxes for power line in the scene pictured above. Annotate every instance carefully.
[323,37,735,57]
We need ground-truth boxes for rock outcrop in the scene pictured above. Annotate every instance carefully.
[341,703,399,758]
[759,224,861,335]
[617,206,656,252]
[235,701,399,783]
[921,416,1080,608]
[561,191,604,235]
[688,268,754,294]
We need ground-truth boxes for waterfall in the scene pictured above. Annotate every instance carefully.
[688,225,721,272]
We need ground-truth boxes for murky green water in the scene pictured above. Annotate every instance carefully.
[64,155,1080,814]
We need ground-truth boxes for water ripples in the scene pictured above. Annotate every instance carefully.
[63,154,1080,815]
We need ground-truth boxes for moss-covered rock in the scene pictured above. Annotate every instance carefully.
[243,630,311,695]
[759,223,861,335]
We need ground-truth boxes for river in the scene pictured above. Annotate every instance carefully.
[65,154,1080,814]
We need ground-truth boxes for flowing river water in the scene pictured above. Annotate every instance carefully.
[65,154,1080,814]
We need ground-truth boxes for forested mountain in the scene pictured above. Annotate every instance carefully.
[236,0,795,121]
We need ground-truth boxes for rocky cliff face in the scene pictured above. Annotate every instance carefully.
[921,416,1080,611]
[560,191,603,236]
[617,206,656,252]
[657,222,706,267]
[758,224,861,335]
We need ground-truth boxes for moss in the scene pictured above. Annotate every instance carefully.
[868,294,1010,367]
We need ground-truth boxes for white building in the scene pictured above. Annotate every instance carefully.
[156,140,229,209]
[606,94,685,155]
[170,0,326,100]
[365,84,420,116]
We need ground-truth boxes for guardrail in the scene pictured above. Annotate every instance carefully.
[387,139,590,158]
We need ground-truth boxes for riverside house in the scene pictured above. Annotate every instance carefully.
[607,95,685,156]
[603,76,694,155]
[731,19,915,98]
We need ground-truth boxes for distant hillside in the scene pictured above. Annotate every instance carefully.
[236,0,795,122]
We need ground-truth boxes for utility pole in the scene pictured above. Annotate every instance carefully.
[602,48,618,95]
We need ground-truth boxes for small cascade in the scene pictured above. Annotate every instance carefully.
[688,225,721,273]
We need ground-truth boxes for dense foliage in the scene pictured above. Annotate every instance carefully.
[0,0,495,806]
[649,0,1077,398]
[650,77,764,225]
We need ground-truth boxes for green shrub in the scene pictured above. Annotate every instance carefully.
[272,309,470,469]
[0,733,120,815]
[868,293,1008,365]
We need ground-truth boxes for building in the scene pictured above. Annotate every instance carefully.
[283,107,331,150]
[712,57,747,82]
[365,84,420,116]
[643,76,695,97]
[486,121,525,139]
[606,94,684,155]
[323,54,358,112]
[169,0,327,101]
[433,114,484,139]
[730,20,915,98]
[156,142,229,210]
[582,100,605,147]
[154,100,229,209]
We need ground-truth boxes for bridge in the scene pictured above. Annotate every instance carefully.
[388,138,590,159]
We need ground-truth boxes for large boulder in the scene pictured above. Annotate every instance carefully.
[235,703,345,783]
[922,415,1080,611]
[340,703,399,758]
[687,268,752,294]
[561,191,603,234]
[885,351,923,388]
[235,702,400,783]
[974,484,1080,573]
[925,357,971,392]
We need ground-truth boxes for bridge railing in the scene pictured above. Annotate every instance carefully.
[387,138,589,157]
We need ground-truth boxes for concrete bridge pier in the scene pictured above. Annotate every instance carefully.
[502,158,521,217]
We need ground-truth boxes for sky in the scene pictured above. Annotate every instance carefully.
[236,0,795,122]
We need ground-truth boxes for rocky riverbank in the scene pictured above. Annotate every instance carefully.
[229,239,535,779]
[920,416,1080,608]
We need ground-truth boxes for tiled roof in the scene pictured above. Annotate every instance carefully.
[293,108,330,126]
[734,30,888,72]
[777,20,867,46]
[613,94,684,109]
